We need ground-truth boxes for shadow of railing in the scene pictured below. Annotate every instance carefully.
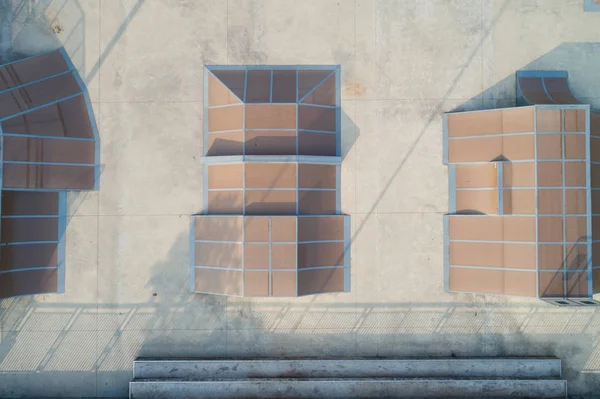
[2,296,600,376]
[1,0,77,63]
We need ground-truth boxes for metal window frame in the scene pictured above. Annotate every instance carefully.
[197,65,348,298]
[444,101,594,302]
[0,49,100,299]
[584,0,600,12]
[191,214,351,297]
[0,191,67,295]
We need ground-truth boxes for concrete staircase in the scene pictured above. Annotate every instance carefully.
[129,358,567,398]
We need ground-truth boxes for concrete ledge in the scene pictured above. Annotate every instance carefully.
[200,155,342,165]
[129,378,567,399]
[133,358,562,380]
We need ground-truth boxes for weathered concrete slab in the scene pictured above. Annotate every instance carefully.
[129,378,567,399]
[133,358,562,380]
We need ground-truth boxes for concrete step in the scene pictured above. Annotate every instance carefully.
[133,358,562,380]
[129,378,568,399]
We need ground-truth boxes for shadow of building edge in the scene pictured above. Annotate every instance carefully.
[451,42,600,114]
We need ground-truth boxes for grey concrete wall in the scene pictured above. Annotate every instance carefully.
[133,358,562,379]
[129,378,567,399]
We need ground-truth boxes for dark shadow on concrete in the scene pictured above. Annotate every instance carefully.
[453,42,600,113]
[85,0,144,83]
[1,0,79,65]
[3,292,600,396]
[341,108,359,159]
[0,0,144,83]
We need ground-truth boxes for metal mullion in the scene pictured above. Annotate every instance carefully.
[448,165,456,213]
[2,215,59,219]
[456,187,504,191]
[204,68,209,156]
[195,266,244,272]
[300,103,337,109]
[210,65,338,70]
[1,133,94,141]
[534,106,539,298]
[57,191,66,293]
[243,69,248,103]
[207,129,248,135]
[298,240,344,244]
[298,188,337,192]
[199,268,270,271]
[207,103,245,109]
[0,91,84,123]
[541,78,558,105]
[298,265,348,271]
[296,69,299,156]
[244,241,295,244]
[0,69,74,96]
[450,239,537,244]
[1,48,67,67]
[298,70,336,103]
[195,239,244,244]
[498,163,503,215]
[449,160,535,165]
[540,159,586,163]
[242,109,246,157]
[296,162,299,215]
[242,215,245,297]
[295,217,299,296]
[539,131,586,135]
[449,265,538,273]
[562,109,567,298]
[194,291,236,298]
[585,106,593,296]
[269,217,272,297]
[450,239,584,245]
[247,128,296,131]
[190,217,196,292]
[0,122,3,240]
[249,188,304,192]
[201,155,342,166]
[4,240,59,245]
[298,129,338,135]
[270,70,273,103]
[448,131,535,140]
[69,49,100,192]
[335,66,341,158]
[544,270,589,273]
[3,161,95,167]
[0,266,57,274]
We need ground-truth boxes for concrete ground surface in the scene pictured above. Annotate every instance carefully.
[0,0,600,397]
